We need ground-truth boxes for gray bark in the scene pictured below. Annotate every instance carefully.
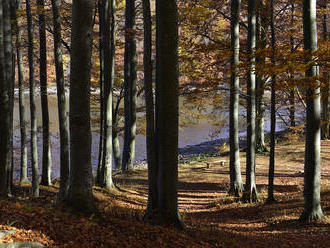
[51,0,70,201]
[100,0,116,189]
[96,0,105,186]
[142,0,158,217]
[229,0,243,197]
[299,0,324,222]
[0,0,7,196]
[15,0,29,185]
[38,0,53,186]
[255,0,267,152]
[112,96,122,169]
[26,0,39,197]
[0,0,13,196]
[155,0,182,228]
[267,0,276,203]
[67,0,95,213]
[243,0,258,203]
[122,0,137,171]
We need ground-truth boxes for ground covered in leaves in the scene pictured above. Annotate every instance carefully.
[0,137,329,247]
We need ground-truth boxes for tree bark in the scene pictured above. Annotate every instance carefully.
[255,0,268,152]
[51,0,70,201]
[38,0,53,186]
[229,0,244,197]
[267,0,276,203]
[96,0,105,186]
[122,0,137,171]
[142,0,159,218]
[15,0,29,185]
[67,0,95,213]
[299,0,324,222]
[100,0,116,189]
[112,96,122,169]
[26,0,39,198]
[154,0,182,228]
[0,0,13,197]
[242,0,258,203]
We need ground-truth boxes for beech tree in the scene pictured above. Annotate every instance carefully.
[142,0,158,217]
[38,0,53,186]
[51,0,70,201]
[26,0,39,197]
[67,0,95,213]
[98,0,116,189]
[154,0,182,227]
[267,0,276,203]
[299,0,324,222]
[229,0,243,197]
[0,0,14,197]
[243,0,258,203]
[122,0,137,171]
[15,0,29,185]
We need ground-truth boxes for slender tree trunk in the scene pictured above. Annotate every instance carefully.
[15,0,29,185]
[289,3,295,127]
[67,0,95,213]
[267,0,276,203]
[38,0,52,186]
[100,0,116,189]
[321,0,329,140]
[299,0,324,222]
[154,0,182,228]
[51,0,70,201]
[142,0,158,218]
[255,0,267,152]
[8,1,16,193]
[229,0,244,197]
[26,0,39,198]
[112,97,122,169]
[0,0,13,197]
[97,0,105,186]
[122,0,137,171]
[243,0,258,203]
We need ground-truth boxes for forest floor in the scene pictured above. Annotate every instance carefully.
[0,134,330,247]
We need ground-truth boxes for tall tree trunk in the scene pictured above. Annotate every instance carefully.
[51,0,70,201]
[243,0,258,203]
[100,0,116,189]
[8,0,16,193]
[96,0,105,186]
[122,0,137,171]
[0,0,13,197]
[38,0,52,186]
[321,0,329,140]
[15,0,29,185]
[229,0,244,197]
[267,0,276,203]
[255,0,267,152]
[26,0,39,198]
[67,0,95,213]
[155,0,182,228]
[289,3,295,127]
[299,0,324,222]
[142,0,158,218]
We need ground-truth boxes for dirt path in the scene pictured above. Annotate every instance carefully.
[1,139,329,247]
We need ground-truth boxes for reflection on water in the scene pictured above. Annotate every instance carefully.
[13,90,287,179]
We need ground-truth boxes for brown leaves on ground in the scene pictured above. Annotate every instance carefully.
[0,139,330,247]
